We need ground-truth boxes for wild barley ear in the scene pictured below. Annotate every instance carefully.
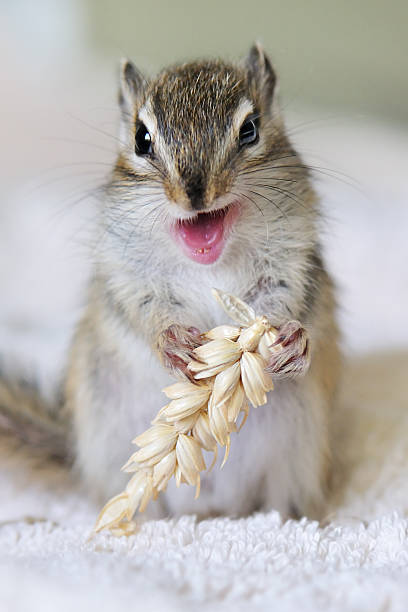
[118,58,146,113]
[94,290,283,536]
[245,43,277,110]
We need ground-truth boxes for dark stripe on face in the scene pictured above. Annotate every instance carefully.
[183,172,206,210]
[149,62,248,201]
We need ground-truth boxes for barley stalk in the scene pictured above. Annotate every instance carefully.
[94,288,279,535]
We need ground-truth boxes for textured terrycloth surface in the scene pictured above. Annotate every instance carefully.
[1,351,408,612]
[0,117,407,610]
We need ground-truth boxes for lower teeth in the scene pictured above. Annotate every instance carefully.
[197,248,211,254]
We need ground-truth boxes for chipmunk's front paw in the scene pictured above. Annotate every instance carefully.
[157,324,203,380]
[266,320,310,378]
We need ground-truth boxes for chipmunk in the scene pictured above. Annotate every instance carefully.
[0,44,340,520]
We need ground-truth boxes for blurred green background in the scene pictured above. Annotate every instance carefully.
[85,0,408,123]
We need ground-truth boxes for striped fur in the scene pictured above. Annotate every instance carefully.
[2,45,341,519]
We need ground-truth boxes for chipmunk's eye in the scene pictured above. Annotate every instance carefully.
[239,115,259,147]
[135,122,153,156]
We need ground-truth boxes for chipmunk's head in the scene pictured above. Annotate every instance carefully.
[108,45,308,266]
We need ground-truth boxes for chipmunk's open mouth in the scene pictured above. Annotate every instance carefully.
[172,203,240,264]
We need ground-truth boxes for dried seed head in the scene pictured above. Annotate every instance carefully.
[211,288,256,326]
[192,412,217,452]
[153,450,177,491]
[126,470,153,516]
[138,474,154,513]
[130,429,178,467]
[172,412,200,434]
[189,361,229,379]
[193,338,242,369]
[204,325,241,340]
[154,387,210,423]
[227,382,246,423]
[132,423,177,447]
[220,435,231,468]
[95,288,281,535]
[108,520,138,537]
[257,329,279,361]
[163,381,208,399]
[94,493,130,533]
[211,361,241,406]
[240,351,274,407]
[208,394,231,446]
[238,317,271,352]
[175,464,186,487]
[176,434,206,486]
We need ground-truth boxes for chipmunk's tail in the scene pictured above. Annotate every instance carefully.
[0,361,70,461]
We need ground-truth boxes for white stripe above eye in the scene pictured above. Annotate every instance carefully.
[232,99,255,134]
[137,100,177,179]
[138,103,157,138]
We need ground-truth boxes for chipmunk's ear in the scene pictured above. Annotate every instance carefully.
[119,59,146,112]
[245,43,277,109]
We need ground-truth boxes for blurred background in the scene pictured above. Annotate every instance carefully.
[0,0,407,385]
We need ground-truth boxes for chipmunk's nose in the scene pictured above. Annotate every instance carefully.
[184,174,206,211]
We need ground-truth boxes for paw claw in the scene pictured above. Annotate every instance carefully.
[266,320,310,379]
[158,324,203,380]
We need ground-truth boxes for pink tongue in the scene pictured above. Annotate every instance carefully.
[178,214,224,249]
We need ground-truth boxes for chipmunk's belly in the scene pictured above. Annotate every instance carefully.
[78,336,173,513]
